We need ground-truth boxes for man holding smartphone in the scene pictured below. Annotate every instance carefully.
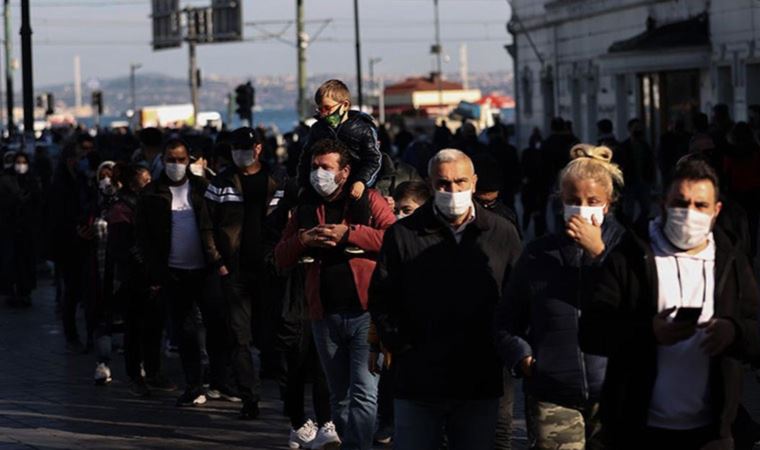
[580,158,760,450]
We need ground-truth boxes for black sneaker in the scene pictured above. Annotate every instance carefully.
[146,374,178,392]
[65,340,85,354]
[238,400,260,420]
[176,389,207,407]
[19,295,31,307]
[128,379,151,397]
[374,424,393,445]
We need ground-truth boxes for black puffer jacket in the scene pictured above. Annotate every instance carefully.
[298,110,382,187]
[135,173,211,285]
[369,202,522,400]
[495,215,625,407]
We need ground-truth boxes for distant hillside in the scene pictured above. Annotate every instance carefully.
[33,71,513,116]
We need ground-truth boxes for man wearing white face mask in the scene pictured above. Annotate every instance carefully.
[203,127,280,419]
[136,138,219,407]
[580,159,760,450]
[276,138,395,450]
[369,149,522,450]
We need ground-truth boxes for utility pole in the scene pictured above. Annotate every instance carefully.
[130,62,141,114]
[369,57,381,118]
[20,0,33,147]
[226,92,233,127]
[74,55,82,110]
[369,57,381,95]
[296,0,308,120]
[353,0,363,109]
[378,77,385,125]
[188,40,198,126]
[4,0,14,135]
[433,0,443,115]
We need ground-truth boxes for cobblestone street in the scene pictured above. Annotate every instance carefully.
[0,278,530,449]
[4,277,760,449]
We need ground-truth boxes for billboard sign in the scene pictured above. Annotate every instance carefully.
[152,0,182,50]
[211,0,242,43]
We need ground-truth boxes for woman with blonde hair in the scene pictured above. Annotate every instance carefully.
[495,144,625,449]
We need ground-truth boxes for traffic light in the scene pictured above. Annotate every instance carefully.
[234,81,255,123]
[91,90,103,116]
[46,93,54,116]
[35,95,44,108]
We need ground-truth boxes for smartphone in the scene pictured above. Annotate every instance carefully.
[673,307,702,324]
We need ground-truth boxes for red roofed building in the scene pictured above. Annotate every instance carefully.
[379,73,482,116]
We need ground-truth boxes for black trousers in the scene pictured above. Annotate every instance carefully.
[284,323,331,428]
[376,362,396,430]
[202,273,233,391]
[12,232,36,297]
[221,270,262,403]
[640,424,718,450]
[124,283,165,380]
[59,250,88,343]
[494,370,515,450]
[165,267,226,390]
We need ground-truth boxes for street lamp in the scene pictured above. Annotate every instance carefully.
[129,63,142,115]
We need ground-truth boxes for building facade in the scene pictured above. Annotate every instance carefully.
[381,74,482,116]
[509,0,760,148]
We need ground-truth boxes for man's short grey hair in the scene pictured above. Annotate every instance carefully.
[427,148,474,176]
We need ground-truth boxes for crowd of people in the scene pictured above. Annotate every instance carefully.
[1,77,760,450]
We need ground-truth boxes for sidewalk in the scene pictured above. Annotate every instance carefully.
[0,279,530,449]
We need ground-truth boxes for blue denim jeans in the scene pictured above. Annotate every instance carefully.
[394,398,499,450]
[312,311,378,450]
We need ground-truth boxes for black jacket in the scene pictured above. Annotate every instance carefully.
[203,165,279,274]
[369,202,522,400]
[373,153,422,197]
[298,110,382,187]
[579,226,760,445]
[46,163,97,261]
[495,216,625,407]
[135,173,211,285]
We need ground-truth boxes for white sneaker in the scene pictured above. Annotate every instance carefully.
[310,422,341,450]
[288,419,317,449]
[193,394,207,406]
[94,363,112,385]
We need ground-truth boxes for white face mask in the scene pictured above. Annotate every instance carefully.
[189,163,205,177]
[165,163,187,182]
[663,207,714,250]
[434,190,473,219]
[99,177,117,196]
[14,163,29,175]
[310,168,340,197]
[563,204,606,226]
[231,149,256,168]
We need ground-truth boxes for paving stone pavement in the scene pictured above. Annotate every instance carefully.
[0,277,531,449]
[6,277,760,449]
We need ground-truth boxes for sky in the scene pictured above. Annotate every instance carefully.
[4,0,513,87]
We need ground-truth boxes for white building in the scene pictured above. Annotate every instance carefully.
[509,0,760,147]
